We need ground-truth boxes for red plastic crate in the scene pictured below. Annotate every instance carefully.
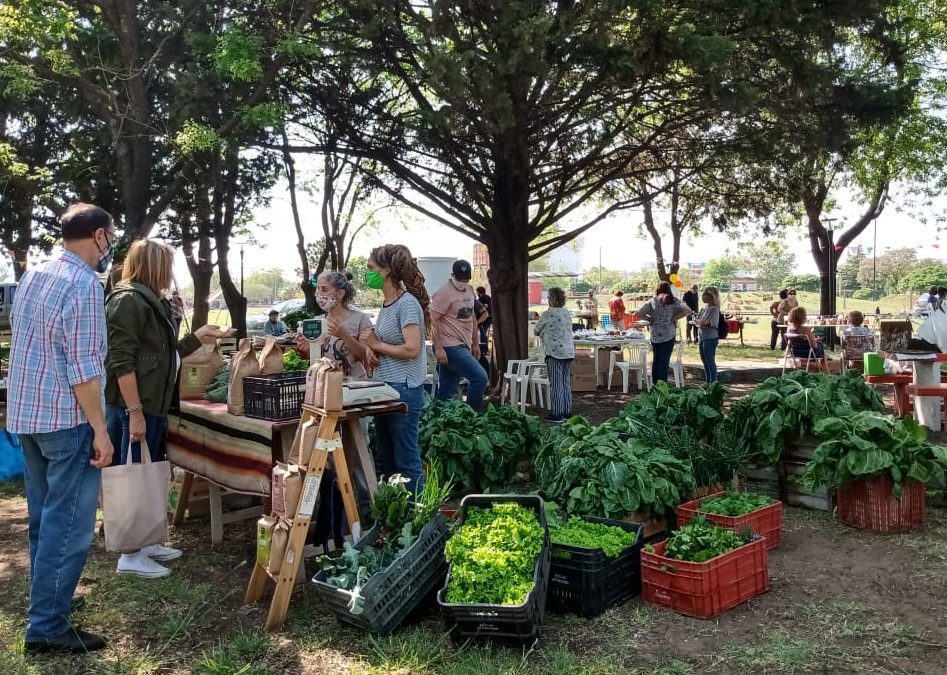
[676,493,783,549]
[836,475,926,533]
[641,538,769,619]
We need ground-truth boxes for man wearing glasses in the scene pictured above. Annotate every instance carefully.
[8,203,116,653]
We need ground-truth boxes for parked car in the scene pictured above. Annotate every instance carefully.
[246,298,307,334]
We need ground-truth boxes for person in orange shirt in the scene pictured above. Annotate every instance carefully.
[608,290,626,327]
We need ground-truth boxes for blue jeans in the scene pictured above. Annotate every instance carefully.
[651,339,676,383]
[374,383,425,493]
[106,405,168,465]
[20,423,101,639]
[436,345,488,412]
[700,338,719,383]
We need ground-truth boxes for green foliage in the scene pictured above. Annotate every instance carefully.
[174,120,220,155]
[281,308,315,331]
[852,289,875,300]
[205,367,230,403]
[411,460,454,532]
[702,257,741,288]
[697,492,774,517]
[240,102,285,130]
[799,411,947,495]
[616,381,727,438]
[535,417,695,518]
[858,248,918,294]
[725,371,885,465]
[663,518,752,563]
[419,399,541,491]
[737,241,795,292]
[371,475,411,532]
[444,503,543,605]
[550,517,638,558]
[896,260,947,293]
[213,27,263,82]
[282,350,308,372]
[781,274,821,293]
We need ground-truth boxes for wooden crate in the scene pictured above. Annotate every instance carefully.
[778,435,833,511]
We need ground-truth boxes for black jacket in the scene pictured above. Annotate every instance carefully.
[682,290,699,312]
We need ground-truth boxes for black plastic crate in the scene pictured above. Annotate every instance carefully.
[311,514,450,636]
[243,372,306,421]
[437,494,550,646]
[548,516,644,617]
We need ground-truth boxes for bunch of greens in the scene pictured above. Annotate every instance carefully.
[281,308,315,331]
[444,502,544,605]
[283,349,309,372]
[317,469,450,614]
[614,381,727,437]
[534,417,694,518]
[419,399,541,491]
[725,371,885,464]
[661,518,752,563]
[550,516,638,557]
[697,492,774,517]
[621,418,747,489]
[798,411,947,495]
[204,367,229,403]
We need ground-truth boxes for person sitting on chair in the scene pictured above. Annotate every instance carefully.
[787,306,826,369]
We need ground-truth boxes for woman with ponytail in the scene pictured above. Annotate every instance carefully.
[361,244,429,492]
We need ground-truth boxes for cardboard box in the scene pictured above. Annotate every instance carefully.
[571,373,599,392]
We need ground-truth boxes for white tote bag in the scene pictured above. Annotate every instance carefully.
[102,440,171,553]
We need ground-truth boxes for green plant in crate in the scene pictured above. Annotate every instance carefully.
[614,381,727,437]
[282,349,309,372]
[798,412,947,495]
[534,416,694,519]
[698,492,774,517]
[444,502,543,605]
[661,518,753,563]
[725,370,885,464]
[549,516,638,557]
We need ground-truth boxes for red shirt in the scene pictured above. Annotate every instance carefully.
[608,296,626,322]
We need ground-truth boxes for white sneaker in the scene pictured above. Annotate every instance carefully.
[141,543,183,562]
[117,551,171,578]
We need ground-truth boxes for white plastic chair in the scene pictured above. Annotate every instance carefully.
[501,360,533,405]
[670,339,687,388]
[521,362,551,411]
[608,343,651,393]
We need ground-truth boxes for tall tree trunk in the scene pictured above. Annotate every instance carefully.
[486,235,530,382]
[183,230,213,330]
[282,135,318,311]
[641,190,682,282]
[216,146,247,337]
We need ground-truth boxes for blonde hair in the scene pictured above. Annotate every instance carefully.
[703,286,720,306]
[122,239,174,296]
[788,306,807,326]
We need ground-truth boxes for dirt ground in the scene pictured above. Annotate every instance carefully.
[1,382,946,674]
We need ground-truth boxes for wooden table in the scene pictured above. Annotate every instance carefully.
[167,400,299,544]
[896,353,947,431]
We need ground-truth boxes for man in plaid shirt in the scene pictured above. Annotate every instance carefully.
[8,203,116,653]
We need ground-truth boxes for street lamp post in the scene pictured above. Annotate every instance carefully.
[240,244,245,297]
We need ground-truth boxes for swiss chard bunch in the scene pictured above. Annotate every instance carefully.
[614,381,727,437]
[798,411,947,495]
[534,416,694,519]
[550,516,638,557]
[697,492,774,517]
[444,502,544,605]
[371,475,411,533]
[725,370,885,464]
[420,398,541,491]
[663,518,752,563]
[283,349,309,372]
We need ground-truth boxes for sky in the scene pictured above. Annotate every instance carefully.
[173,171,947,287]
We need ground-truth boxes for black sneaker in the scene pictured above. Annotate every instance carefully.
[544,414,564,425]
[24,627,107,654]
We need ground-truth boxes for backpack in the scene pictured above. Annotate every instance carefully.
[717,311,729,339]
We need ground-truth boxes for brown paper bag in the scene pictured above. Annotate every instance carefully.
[258,337,284,375]
[179,344,225,400]
[271,463,302,518]
[228,338,260,415]
[268,518,290,575]
[305,358,344,411]
[257,515,276,566]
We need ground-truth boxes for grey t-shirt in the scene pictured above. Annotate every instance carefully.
[698,306,720,341]
[638,298,687,344]
[373,292,428,388]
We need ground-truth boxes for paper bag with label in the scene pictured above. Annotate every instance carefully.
[267,518,290,575]
[179,344,225,400]
[271,463,302,518]
[256,515,277,567]
[227,338,260,415]
[305,358,343,411]
[258,337,285,375]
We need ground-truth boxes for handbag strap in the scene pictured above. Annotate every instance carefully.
[124,438,152,465]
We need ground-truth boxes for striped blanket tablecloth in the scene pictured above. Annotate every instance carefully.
[167,400,298,497]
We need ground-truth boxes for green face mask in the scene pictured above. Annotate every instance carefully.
[365,270,386,290]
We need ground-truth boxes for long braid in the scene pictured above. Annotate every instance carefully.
[370,244,433,332]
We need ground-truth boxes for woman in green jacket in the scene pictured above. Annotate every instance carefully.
[105,239,232,578]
